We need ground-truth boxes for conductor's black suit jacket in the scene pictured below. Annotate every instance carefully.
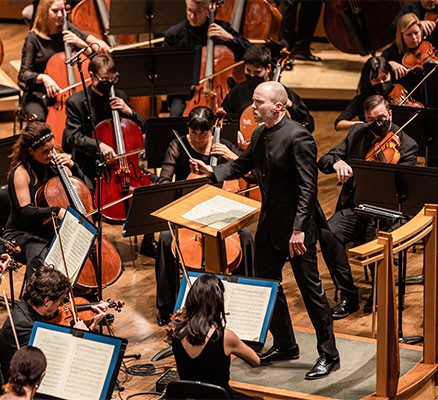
[214,116,320,252]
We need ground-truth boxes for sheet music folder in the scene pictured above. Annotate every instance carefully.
[175,271,278,350]
[29,321,127,400]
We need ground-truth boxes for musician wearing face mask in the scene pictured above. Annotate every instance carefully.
[63,54,146,191]
[221,45,314,133]
[318,95,418,319]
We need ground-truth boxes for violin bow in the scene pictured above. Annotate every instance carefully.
[50,213,79,324]
[172,130,195,161]
[3,290,20,350]
[398,63,438,106]
[167,222,192,289]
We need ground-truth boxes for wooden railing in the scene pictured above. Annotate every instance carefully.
[348,204,438,399]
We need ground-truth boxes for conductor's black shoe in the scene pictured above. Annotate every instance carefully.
[140,239,158,258]
[156,310,171,327]
[331,298,359,319]
[259,344,300,365]
[305,354,340,380]
[293,50,321,62]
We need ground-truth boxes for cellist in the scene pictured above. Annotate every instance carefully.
[163,0,251,116]
[18,0,109,121]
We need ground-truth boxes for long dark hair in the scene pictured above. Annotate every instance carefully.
[357,56,394,97]
[173,274,226,346]
[4,346,46,396]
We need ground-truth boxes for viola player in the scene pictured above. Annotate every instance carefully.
[318,95,418,319]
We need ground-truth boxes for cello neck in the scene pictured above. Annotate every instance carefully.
[52,149,87,214]
[63,13,77,87]
[230,0,245,32]
[205,6,215,78]
[94,0,119,48]
[110,86,126,155]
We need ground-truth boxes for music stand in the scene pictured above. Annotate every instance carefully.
[423,63,438,109]
[112,47,196,98]
[351,159,438,343]
[109,0,186,35]
[122,178,213,237]
[146,115,239,168]
[151,184,260,273]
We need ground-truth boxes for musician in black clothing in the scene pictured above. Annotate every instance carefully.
[163,0,251,116]
[221,45,314,137]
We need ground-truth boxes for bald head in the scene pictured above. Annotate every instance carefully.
[252,81,287,127]
[256,81,288,108]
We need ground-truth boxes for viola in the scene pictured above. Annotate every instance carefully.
[50,296,124,326]
[402,40,438,71]
[365,131,401,164]
[387,83,424,108]
[425,11,438,22]
[184,0,243,115]
[45,11,91,150]
[35,149,123,290]
[0,239,24,279]
[95,86,152,222]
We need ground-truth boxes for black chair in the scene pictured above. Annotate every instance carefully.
[165,380,230,400]
[0,84,22,134]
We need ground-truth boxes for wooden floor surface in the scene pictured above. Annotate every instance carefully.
[0,21,427,400]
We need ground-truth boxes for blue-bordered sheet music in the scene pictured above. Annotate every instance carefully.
[175,271,278,347]
[45,206,97,285]
[29,321,127,400]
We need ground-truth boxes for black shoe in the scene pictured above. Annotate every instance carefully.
[305,354,340,380]
[259,344,299,365]
[156,310,171,327]
[363,294,374,313]
[331,298,359,320]
[140,239,158,258]
[293,50,321,62]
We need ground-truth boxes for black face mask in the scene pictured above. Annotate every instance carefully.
[369,119,391,137]
[96,80,113,96]
[245,75,265,86]
[372,81,394,96]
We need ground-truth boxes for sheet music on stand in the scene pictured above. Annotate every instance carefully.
[175,272,278,348]
[30,321,127,400]
[45,206,97,285]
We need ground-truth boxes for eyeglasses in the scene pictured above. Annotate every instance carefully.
[94,72,120,84]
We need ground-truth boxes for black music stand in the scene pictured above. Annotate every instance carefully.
[146,115,239,169]
[112,46,196,99]
[351,159,438,343]
[122,178,216,237]
[109,0,186,35]
[423,63,438,109]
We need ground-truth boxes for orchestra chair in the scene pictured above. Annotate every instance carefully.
[0,83,22,135]
[165,380,230,399]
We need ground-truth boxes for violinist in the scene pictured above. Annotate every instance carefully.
[0,346,46,400]
[163,0,251,116]
[221,45,314,132]
[172,274,261,400]
[190,82,340,379]
[155,106,255,326]
[63,54,147,191]
[334,56,423,132]
[18,0,109,121]
[391,0,437,42]
[0,265,107,383]
[382,13,436,104]
[2,119,84,281]
[318,95,418,319]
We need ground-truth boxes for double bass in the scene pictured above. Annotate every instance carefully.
[36,149,123,290]
[95,86,152,222]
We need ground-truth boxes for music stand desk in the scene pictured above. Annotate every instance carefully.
[152,184,260,273]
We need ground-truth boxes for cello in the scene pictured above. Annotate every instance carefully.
[35,149,123,290]
[45,10,91,149]
[183,0,242,115]
[94,85,152,222]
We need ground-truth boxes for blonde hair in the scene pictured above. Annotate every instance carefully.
[395,13,422,53]
[32,0,63,40]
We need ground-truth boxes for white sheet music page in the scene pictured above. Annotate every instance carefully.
[32,327,114,400]
[45,210,95,282]
[182,195,256,229]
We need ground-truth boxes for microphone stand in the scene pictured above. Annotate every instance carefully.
[71,52,105,327]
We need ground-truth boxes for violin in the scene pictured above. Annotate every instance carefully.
[387,83,424,108]
[183,0,242,115]
[35,149,123,290]
[50,296,123,327]
[0,238,24,278]
[95,86,152,222]
[45,9,91,150]
[365,131,401,164]
[402,40,438,71]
